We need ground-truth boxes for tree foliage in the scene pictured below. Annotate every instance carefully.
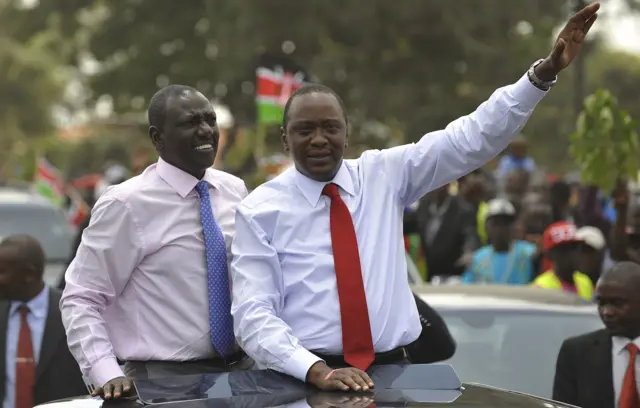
[570,89,639,191]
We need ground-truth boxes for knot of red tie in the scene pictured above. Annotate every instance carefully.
[322,183,340,199]
[627,343,639,357]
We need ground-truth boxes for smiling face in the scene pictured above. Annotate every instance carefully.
[149,89,219,179]
[282,91,347,182]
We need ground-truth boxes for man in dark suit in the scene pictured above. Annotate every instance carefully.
[553,261,640,408]
[404,183,480,280]
[0,235,86,408]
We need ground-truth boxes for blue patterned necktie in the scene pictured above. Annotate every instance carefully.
[195,181,235,357]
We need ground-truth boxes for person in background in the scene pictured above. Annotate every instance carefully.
[611,179,640,264]
[496,136,537,180]
[502,169,530,215]
[458,173,490,245]
[405,183,480,281]
[462,198,536,284]
[60,85,253,401]
[0,236,86,408]
[550,180,582,225]
[532,221,594,300]
[552,261,640,408]
[520,202,554,276]
[576,226,608,286]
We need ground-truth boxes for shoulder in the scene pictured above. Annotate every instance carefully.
[240,168,296,212]
[562,329,607,350]
[207,167,247,197]
[516,240,536,254]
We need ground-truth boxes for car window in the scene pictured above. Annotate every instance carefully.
[439,309,604,399]
[0,206,73,261]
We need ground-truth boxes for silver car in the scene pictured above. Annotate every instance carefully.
[0,187,74,286]
[414,284,604,399]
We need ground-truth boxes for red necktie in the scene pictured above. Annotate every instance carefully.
[323,183,375,371]
[620,343,640,408]
[15,305,35,408]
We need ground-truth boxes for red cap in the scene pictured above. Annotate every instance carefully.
[543,222,582,251]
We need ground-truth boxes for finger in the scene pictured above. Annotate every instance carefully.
[349,371,370,391]
[103,383,114,399]
[356,370,375,388]
[329,378,351,391]
[334,374,361,391]
[123,380,132,393]
[583,13,598,34]
[572,2,600,22]
[113,383,124,398]
[91,387,103,397]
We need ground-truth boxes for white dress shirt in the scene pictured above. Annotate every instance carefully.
[60,158,247,388]
[231,73,547,381]
[612,336,640,407]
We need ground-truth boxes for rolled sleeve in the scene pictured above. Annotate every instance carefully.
[379,72,548,206]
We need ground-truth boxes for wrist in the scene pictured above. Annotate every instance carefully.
[533,58,559,82]
[306,361,330,383]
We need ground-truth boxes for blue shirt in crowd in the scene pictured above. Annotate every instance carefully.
[462,240,536,284]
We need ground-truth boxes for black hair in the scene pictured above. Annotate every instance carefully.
[0,235,45,276]
[550,180,571,203]
[282,84,348,130]
[148,84,198,129]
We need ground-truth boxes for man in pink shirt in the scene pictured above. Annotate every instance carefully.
[60,85,253,400]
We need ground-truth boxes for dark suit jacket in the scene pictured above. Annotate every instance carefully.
[404,196,480,278]
[552,329,614,408]
[0,288,87,405]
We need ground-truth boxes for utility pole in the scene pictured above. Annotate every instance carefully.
[573,0,587,118]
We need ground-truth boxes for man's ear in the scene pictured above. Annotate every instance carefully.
[281,127,290,153]
[149,126,163,152]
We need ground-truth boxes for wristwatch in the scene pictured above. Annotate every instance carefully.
[527,59,557,91]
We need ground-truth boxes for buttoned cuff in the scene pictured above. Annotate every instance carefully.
[90,357,125,388]
[511,73,548,111]
[282,347,323,382]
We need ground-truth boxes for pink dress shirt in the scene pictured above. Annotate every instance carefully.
[60,158,247,388]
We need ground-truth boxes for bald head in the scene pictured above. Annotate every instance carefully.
[0,235,45,277]
[601,262,640,289]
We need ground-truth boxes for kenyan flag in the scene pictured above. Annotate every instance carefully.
[255,54,311,125]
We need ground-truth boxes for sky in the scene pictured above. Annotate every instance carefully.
[602,0,640,53]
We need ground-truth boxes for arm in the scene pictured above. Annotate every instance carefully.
[60,197,144,388]
[230,207,321,382]
[552,340,579,405]
[381,73,547,206]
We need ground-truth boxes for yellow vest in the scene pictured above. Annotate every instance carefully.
[477,201,488,245]
[531,270,593,301]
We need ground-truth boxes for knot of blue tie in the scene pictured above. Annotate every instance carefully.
[195,180,235,357]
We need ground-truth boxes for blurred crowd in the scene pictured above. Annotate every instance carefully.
[403,137,640,299]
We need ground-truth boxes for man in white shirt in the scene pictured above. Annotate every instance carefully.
[231,3,599,393]
[553,261,640,408]
[61,85,251,400]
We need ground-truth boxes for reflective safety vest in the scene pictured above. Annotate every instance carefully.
[477,201,488,245]
[531,270,593,301]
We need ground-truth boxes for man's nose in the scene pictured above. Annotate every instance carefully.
[310,129,328,146]
[600,304,616,317]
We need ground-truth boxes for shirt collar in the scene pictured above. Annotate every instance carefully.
[294,161,355,207]
[156,157,220,198]
[612,336,640,355]
[10,286,49,319]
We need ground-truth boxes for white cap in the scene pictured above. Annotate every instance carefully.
[485,198,516,219]
[576,226,606,251]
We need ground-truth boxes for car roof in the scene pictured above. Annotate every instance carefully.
[0,188,56,208]
[36,365,577,407]
[413,284,597,312]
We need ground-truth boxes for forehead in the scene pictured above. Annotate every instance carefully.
[597,279,634,297]
[287,92,343,123]
[0,246,23,264]
[165,91,214,118]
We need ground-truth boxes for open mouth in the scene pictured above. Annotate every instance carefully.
[194,144,214,152]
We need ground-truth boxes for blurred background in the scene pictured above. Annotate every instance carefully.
[1,0,640,189]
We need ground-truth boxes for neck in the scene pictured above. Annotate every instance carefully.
[17,282,45,303]
[492,241,510,252]
[555,269,574,282]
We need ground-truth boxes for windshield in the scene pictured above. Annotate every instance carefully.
[440,309,604,399]
[0,206,73,261]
